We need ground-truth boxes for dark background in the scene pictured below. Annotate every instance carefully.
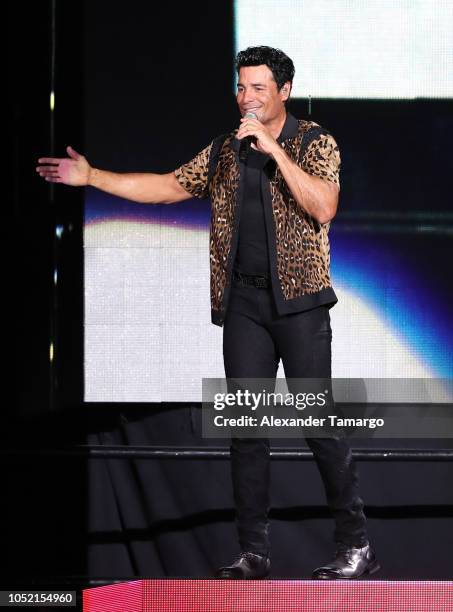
[9,0,453,598]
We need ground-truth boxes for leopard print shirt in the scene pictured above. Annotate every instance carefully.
[174,119,340,322]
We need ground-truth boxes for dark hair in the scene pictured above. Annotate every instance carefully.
[236,46,295,90]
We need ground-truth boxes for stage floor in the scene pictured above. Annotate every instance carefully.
[83,578,453,611]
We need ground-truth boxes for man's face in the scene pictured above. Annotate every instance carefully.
[236,64,289,124]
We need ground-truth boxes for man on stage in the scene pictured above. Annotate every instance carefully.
[37,45,380,580]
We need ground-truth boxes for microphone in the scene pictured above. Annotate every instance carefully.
[239,111,257,163]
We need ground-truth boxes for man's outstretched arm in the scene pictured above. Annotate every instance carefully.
[36,145,192,204]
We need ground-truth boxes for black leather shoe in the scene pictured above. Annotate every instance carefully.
[312,543,380,579]
[216,552,270,579]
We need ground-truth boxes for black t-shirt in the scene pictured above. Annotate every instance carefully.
[234,147,271,275]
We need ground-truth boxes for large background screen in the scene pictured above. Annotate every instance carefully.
[84,1,452,402]
[235,0,453,98]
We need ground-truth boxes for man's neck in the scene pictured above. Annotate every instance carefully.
[265,111,287,140]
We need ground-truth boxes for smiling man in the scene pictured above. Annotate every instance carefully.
[36,45,379,581]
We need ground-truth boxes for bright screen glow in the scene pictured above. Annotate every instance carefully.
[235,0,453,99]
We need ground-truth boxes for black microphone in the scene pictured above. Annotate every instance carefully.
[239,111,257,163]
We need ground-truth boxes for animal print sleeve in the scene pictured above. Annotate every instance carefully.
[174,142,213,199]
[301,131,341,189]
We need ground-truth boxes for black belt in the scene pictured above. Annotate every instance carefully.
[233,270,270,289]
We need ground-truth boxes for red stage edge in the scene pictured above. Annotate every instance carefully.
[83,578,453,611]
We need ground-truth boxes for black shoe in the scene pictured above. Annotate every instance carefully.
[312,543,381,579]
[216,552,270,579]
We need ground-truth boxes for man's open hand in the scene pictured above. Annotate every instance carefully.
[36,146,91,186]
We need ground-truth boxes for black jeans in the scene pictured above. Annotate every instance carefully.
[223,280,369,556]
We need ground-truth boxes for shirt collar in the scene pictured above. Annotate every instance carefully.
[277,111,299,142]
